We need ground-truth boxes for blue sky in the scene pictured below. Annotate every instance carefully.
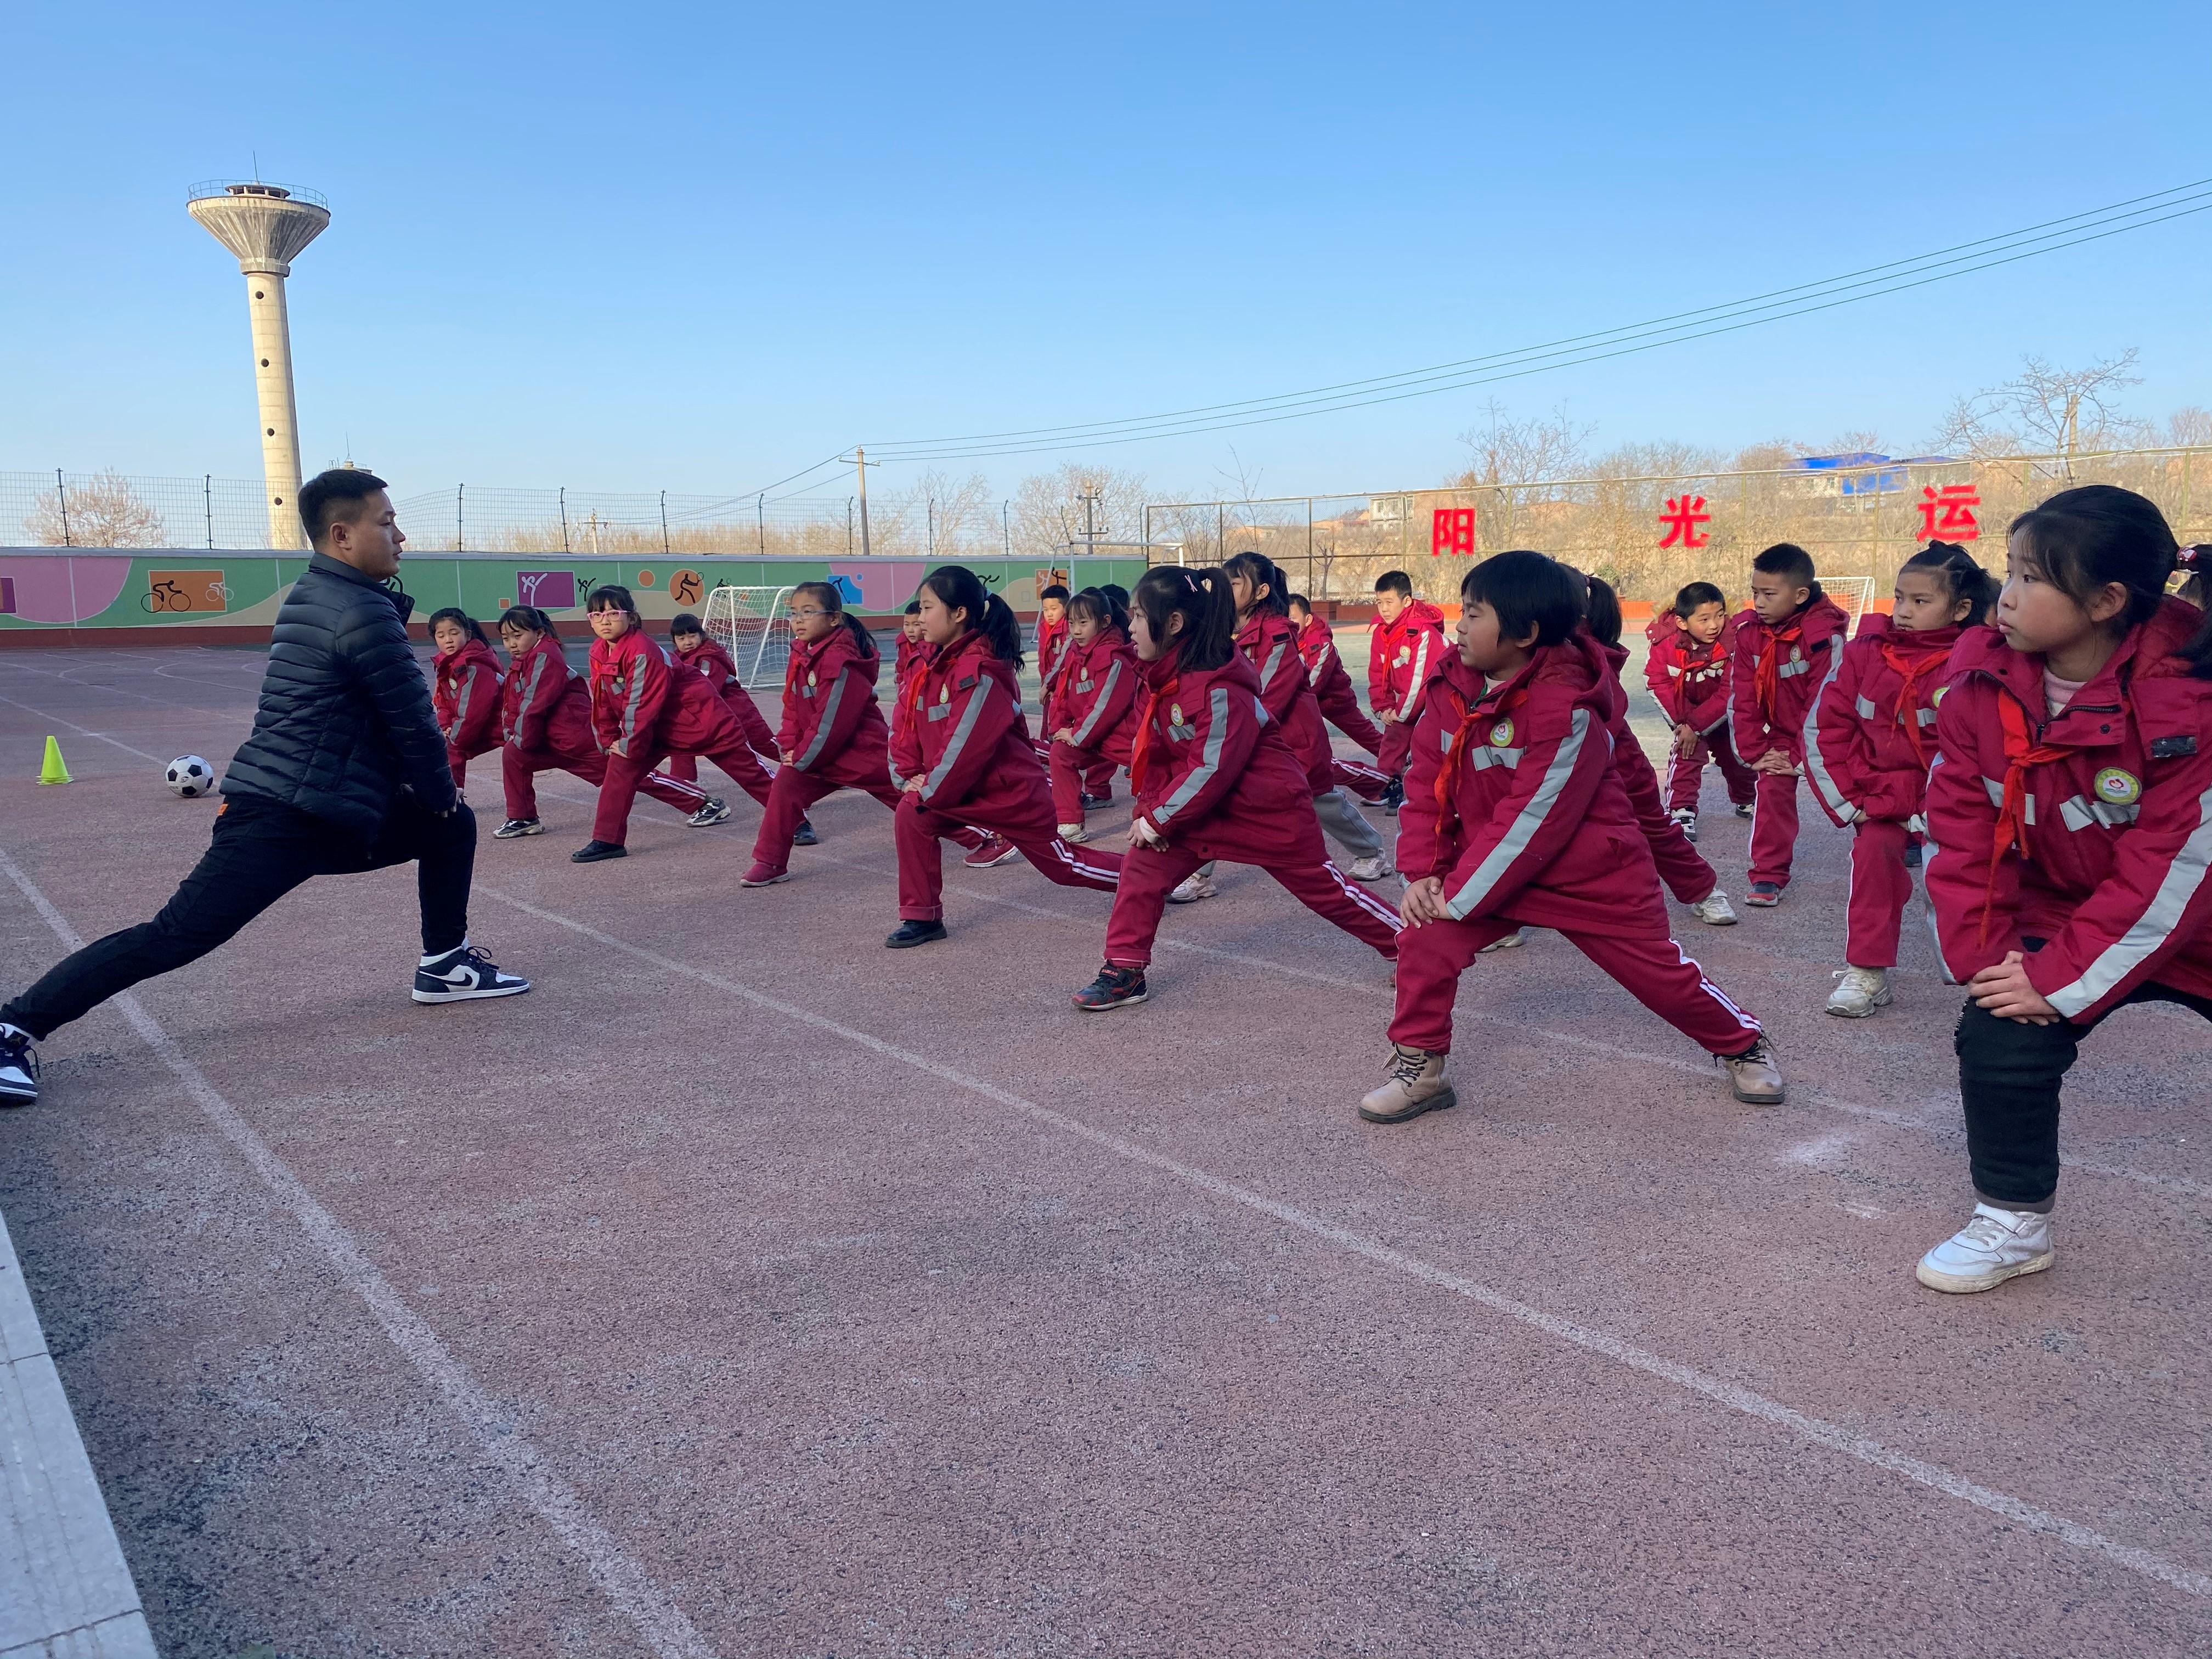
[4,0,2207,509]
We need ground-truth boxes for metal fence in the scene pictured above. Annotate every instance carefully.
[1144,447,2212,604]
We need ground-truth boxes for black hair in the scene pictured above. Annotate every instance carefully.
[586,583,639,617]
[1374,569,1414,599]
[1039,583,1070,603]
[1100,583,1130,610]
[1752,542,1819,594]
[1067,585,1129,634]
[1674,580,1726,617]
[792,579,876,657]
[670,611,704,637]
[902,599,922,616]
[2008,486,2179,642]
[1131,566,1238,672]
[1460,550,1583,648]
[496,605,557,637]
[920,565,1024,665]
[427,606,488,647]
[1286,592,1312,616]
[1899,540,1998,627]
[1223,549,1289,617]
[298,467,389,547]
[2177,545,2212,610]
[1582,574,1624,648]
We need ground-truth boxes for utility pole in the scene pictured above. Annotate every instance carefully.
[1080,483,1102,560]
[856,447,871,557]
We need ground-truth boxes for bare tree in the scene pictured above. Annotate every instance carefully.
[2168,406,2212,449]
[1934,351,2149,475]
[1010,461,1153,557]
[1452,401,1596,494]
[25,471,170,547]
[880,469,992,558]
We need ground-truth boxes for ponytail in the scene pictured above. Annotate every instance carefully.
[920,564,1025,668]
[792,579,876,659]
[1582,574,1624,648]
[1132,565,1238,672]
[1069,585,1129,635]
[2175,544,2211,612]
[428,606,489,648]
[1901,539,1998,627]
[1222,549,1289,616]
[496,604,558,638]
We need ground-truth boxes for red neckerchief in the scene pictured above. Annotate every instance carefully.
[1430,673,1531,839]
[1980,690,2080,945]
[909,630,978,721]
[1128,647,1183,797]
[1877,634,1948,766]
[1753,613,1804,720]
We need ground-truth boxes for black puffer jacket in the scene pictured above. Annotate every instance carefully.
[223,553,457,838]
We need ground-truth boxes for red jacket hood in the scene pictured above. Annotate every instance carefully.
[789,623,882,690]
[676,635,736,673]
[1852,612,1966,657]
[919,631,1022,700]
[1742,590,1850,645]
[1947,595,2207,716]
[1136,642,1263,699]
[1429,629,1621,727]
[437,636,500,681]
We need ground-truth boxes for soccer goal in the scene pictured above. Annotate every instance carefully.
[702,584,796,689]
[1826,575,1878,631]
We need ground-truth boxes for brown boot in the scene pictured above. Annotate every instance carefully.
[1358,1044,1456,1124]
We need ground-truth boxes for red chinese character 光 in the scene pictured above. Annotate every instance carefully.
[1658,495,1712,550]
[1431,506,1476,557]
[1916,484,1980,541]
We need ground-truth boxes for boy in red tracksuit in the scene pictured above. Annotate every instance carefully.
[743,582,907,887]
[493,606,721,837]
[1046,589,1139,838]
[428,608,503,789]
[1071,566,1402,1011]
[572,585,778,863]
[1645,580,1757,831]
[1289,593,1384,754]
[1363,550,1780,1125]
[1808,543,1993,1017]
[1729,543,1851,905]
[895,601,927,694]
[668,612,782,781]
[886,567,1122,948]
[1915,486,2212,1295]
[1368,569,1448,798]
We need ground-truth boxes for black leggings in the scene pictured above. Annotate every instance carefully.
[1956,983,2212,1207]
[3,791,476,1042]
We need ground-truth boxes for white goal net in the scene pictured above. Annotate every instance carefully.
[702,584,796,689]
[1826,575,1878,633]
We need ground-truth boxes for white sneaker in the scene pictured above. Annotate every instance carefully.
[1346,854,1393,882]
[1916,1203,2055,1294]
[1167,872,1217,904]
[1057,822,1090,844]
[1691,891,1738,926]
[1825,965,1893,1018]
[1478,929,1526,953]
[1669,807,1698,843]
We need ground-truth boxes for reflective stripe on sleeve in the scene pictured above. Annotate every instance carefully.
[1153,686,1230,827]
[921,676,992,803]
[1070,661,1124,746]
[795,671,848,769]
[2045,779,2212,1018]
[1800,637,1853,817]
[1443,706,1589,920]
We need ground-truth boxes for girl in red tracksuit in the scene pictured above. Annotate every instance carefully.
[667,611,782,783]
[1730,544,1852,904]
[742,582,905,887]
[1916,487,2212,1295]
[886,566,1123,948]
[429,608,504,789]
[1070,566,1403,1010]
[493,606,721,838]
[1369,572,1449,791]
[1808,543,1994,1018]
[574,585,778,863]
[1363,551,1777,1126]
[1645,581,1757,830]
[1046,587,1139,840]
[1289,593,1384,755]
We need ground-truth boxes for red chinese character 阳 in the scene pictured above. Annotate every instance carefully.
[1431,506,1475,557]
[1658,495,1712,550]
[1916,484,1980,541]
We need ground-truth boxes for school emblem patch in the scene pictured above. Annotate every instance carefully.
[2094,767,2142,806]
[808,672,817,687]
[1170,703,1185,726]
[1932,685,1948,706]
[1488,718,1515,747]
[1395,648,1410,667]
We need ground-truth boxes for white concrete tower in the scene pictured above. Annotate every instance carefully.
[188,180,331,549]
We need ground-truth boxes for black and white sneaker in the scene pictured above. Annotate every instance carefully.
[493,817,545,839]
[0,1023,38,1106]
[1071,965,1148,1011]
[792,819,820,847]
[1079,792,1115,810]
[1380,775,1405,814]
[413,945,533,1005]
[686,797,732,828]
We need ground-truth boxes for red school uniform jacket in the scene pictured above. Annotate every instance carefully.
[1369,600,1448,721]
[1238,610,1333,794]
[1644,611,1738,735]
[1805,613,1963,827]
[1728,590,1851,764]
[502,632,593,753]
[1924,598,2212,1024]
[1399,634,1662,933]
[674,634,741,700]
[889,631,1037,812]
[778,625,893,782]
[1596,637,1688,826]
[1047,627,1139,760]
[1297,612,1359,698]
[588,628,724,755]
[1127,645,1313,857]
[432,637,503,751]
[1036,613,1070,695]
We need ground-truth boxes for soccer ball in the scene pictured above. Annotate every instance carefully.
[165,755,217,798]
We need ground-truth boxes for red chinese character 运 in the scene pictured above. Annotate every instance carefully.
[1658,495,1712,550]
[1916,484,1980,541]
[1431,506,1476,557]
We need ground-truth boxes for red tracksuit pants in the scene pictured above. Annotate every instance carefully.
[1390,913,1762,1057]
[447,734,501,790]
[895,781,1124,921]
[668,686,779,783]
[1846,817,1914,968]
[1376,716,1417,778]
[596,733,773,844]
[1314,676,1383,754]
[1046,739,1128,822]
[1663,723,1758,814]
[501,740,707,823]
[1101,823,1402,968]
[752,765,905,874]
[1330,756,1391,801]
[1747,766,1802,889]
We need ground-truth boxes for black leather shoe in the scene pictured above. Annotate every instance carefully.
[885,919,949,949]
[570,839,628,863]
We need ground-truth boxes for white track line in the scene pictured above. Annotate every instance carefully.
[472,881,2211,1600]
[0,693,168,765]
[0,849,719,1659]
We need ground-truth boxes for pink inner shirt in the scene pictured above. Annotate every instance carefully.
[2043,665,2087,718]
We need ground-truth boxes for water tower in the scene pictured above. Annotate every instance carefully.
[188,180,330,550]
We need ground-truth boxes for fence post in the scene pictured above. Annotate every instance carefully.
[1216,503,1223,561]
[2186,450,2193,533]
[757,492,765,557]
[1306,496,1314,597]
[456,483,464,552]
[205,473,214,550]
[848,496,855,557]
[55,468,70,546]
[560,487,570,552]
[661,492,670,557]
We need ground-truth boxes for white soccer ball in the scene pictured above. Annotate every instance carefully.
[165,755,217,798]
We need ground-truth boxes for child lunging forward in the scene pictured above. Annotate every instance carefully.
[429,607,504,790]
[1070,566,1401,1011]
[573,585,777,863]
[1808,541,1993,1018]
[1369,569,1449,809]
[1917,487,2212,1294]
[1731,543,1850,905]
[887,566,1122,947]
[1047,587,1139,842]
[1365,550,1780,1124]
[1645,581,1756,836]
[1290,592,1384,755]
[667,611,790,795]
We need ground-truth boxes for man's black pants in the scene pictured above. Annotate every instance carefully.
[2,792,476,1042]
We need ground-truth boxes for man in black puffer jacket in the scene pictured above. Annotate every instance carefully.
[0,470,528,1107]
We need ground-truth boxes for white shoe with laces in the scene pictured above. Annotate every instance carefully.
[1691,891,1737,926]
[1346,854,1393,882]
[1718,1035,1785,1104]
[1167,872,1217,904]
[1057,822,1090,844]
[1478,929,1526,953]
[1916,1203,2054,1293]
[1826,965,1893,1018]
